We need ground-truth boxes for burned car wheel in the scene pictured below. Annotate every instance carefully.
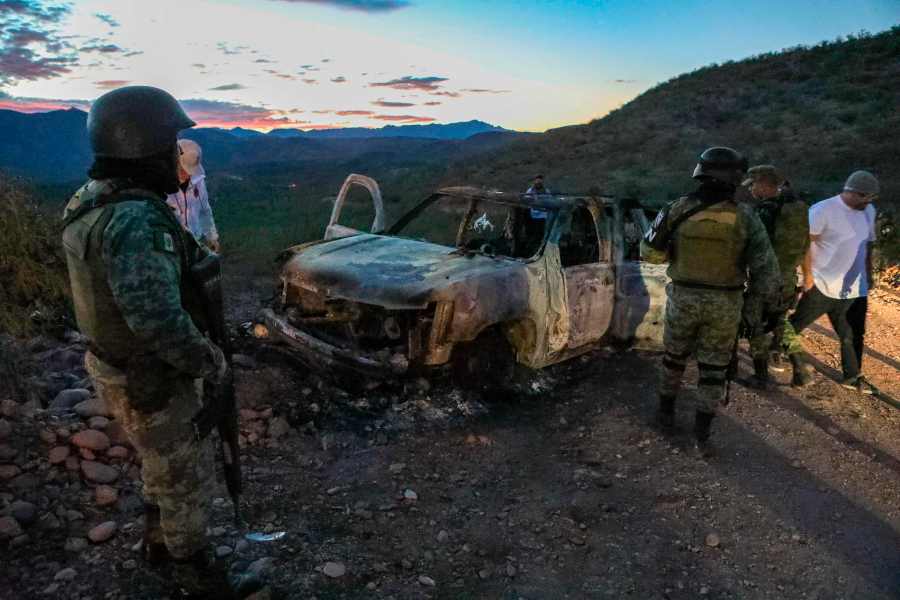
[451,328,517,396]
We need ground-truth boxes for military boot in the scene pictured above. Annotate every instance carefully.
[749,357,770,389]
[172,549,262,599]
[142,503,171,565]
[789,352,814,387]
[693,411,716,458]
[656,394,676,432]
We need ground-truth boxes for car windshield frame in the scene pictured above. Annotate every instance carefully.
[386,190,560,261]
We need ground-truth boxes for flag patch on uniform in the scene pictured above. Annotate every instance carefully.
[154,230,176,254]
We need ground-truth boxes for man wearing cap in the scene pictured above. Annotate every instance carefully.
[741,165,810,387]
[61,86,257,598]
[167,138,220,253]
[786,170,879,393]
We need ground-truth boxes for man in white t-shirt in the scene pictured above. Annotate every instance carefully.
[787,170,878,393]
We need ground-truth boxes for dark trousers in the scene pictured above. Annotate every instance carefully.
[789,286,868,380]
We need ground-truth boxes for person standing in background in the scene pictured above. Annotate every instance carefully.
[786,170,878,393]
[167,139,220,253]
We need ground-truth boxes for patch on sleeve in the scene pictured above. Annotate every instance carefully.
[153,229,177,254]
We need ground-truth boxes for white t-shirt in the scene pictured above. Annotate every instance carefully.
[808,194,876,299]
[165,174,219,244]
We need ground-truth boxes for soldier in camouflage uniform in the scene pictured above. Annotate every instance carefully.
[62,86,252,598]
[741,166,811,387]
[641,147,779,456]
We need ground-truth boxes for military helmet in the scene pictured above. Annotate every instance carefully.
[692,146,748,185]
[87,86,195,159]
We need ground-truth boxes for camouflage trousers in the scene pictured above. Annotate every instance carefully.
[661,284,743,414]
[749,278,803,359]
[85,352,215,560]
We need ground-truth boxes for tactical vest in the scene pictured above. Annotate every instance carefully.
[669,199,746,289]
[61,180,206,366]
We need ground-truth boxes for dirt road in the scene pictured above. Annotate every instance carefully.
[2,281,898,599]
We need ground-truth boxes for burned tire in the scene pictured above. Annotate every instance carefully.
[451,328,517,397]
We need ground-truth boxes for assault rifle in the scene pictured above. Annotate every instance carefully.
[190,252,243,526]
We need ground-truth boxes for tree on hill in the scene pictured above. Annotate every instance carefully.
[444,26,900,210]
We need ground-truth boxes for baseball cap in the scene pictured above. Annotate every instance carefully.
[177,138,205,177]
[741,164,781,187]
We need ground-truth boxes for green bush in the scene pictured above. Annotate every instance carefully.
[0,175,70,337]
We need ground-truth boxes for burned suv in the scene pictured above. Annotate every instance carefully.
[255,174,668,382]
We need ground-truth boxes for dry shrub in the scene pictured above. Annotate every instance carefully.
[0,174,70,337]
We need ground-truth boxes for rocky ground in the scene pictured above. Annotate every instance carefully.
[1,276,899,600]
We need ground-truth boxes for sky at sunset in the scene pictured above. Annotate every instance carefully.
[1,0,898,132]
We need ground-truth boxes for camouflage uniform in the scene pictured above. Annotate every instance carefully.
[642,190,778,416]
[62,179,223,561]
[748,192,809,360]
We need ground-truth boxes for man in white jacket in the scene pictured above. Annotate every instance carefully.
[167,139,220,252]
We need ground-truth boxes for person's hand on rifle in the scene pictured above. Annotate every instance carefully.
[209,344,230,384]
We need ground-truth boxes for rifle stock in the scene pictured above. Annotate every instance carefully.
[191,252,243,524]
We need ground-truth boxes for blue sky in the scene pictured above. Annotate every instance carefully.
[1,0,897,131]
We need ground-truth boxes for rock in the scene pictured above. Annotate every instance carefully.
[72,429,110,452]
[0,419,11,440]
[0,399,18,418]
[66,509,85,522]
[79,448,96,461]
[418,575,436,587]
[107,446,129,460]
[105,421,129,446]
[43,583,60,595]
[0,465,21,480]
[215,545,233,558]
[87,521,117,543]
[50,389,91,412]
[49,446,70,465]
[249,557,275,577]
[232,354,257,369]
[95,485,118,507]
[9,473,39,491]
[322,562,346,578]
[88,416,109,430]
[122,559,137,570]
[74,398,110,418]
[10,533,29,547]
[0,516,23,538]
[437,530,449,543]
[388,462,406,475]
[506,563,517,577]
[54,567,77,581]
[65,537,88,552]
[267,417,291,440]
[705,533,721,548]
[19,398,41,418]
[0,445,15,460]
[211,526,227,536]
[478,568,491,580]
[240,408,260,421]
[65,456,80,472]
[10,501,37,525]
[39,429,57,444]
[81,460,118,484]
[55,427,71,440]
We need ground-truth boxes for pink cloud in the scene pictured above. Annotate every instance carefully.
[371,114,436,123]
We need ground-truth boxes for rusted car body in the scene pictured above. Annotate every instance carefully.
[256,174,669,379]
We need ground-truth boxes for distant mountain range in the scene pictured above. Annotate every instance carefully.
[0,110,521,182]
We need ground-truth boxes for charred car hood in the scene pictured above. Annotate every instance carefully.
[281,234,526,309]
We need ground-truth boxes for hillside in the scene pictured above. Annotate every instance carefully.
[444,28,900,205]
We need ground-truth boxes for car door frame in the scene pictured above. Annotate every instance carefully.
[324,173,386,240]
[560,200,616,350]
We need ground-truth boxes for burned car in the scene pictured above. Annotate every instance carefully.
[255,174,669,383]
